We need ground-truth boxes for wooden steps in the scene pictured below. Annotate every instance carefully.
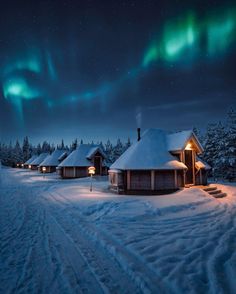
[202,186,227,198]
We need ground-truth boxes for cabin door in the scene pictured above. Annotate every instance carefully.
[184,150,194,185]
[94,156,102,175]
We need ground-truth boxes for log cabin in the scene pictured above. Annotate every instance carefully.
[38,149,68,173]
[58,144,107,178]
[109,128,210,194]
[23,155,38,168]
[30,153,49,170]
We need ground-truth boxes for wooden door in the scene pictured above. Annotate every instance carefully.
[185,150,193,184]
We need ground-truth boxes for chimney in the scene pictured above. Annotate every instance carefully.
[137,128,141,141]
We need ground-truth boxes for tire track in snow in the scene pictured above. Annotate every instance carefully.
[44,190,170,293]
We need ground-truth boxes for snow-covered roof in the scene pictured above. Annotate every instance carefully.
[110,129,187,170]
[195,158,211,170]
[39,149,68,167]
[24,155,38,165]
[168,130,203,153]
[86,146,106,159]
[59,144,105,167]
[31,153,49,166]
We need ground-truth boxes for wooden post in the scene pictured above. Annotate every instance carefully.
[192,150,195,185]
[151,170,155,190]
[174,170,177,188]
[127,170,131,190]
[200,169,202,185]
[183,170,186,187]
[73,167,76,177]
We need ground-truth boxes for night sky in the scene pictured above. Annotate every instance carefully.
[0,0,235,144]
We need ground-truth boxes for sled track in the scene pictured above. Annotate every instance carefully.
[43,190,170,293]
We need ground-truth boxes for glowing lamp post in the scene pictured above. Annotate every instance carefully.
[29,165,31,169]
[88,166,95,192]
[42,166,46,178]
[21,164,24,168]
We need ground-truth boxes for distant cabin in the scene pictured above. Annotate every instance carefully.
[58,144,108,178]
[23,155,38,169]
[109,129,210,194]
[30,153,49,170]
[39,149,68,173]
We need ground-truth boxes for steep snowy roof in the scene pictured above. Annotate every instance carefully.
[195,158,211,170]
[39,149,68,167]
[110,129,187,170]
[24,155,38,165]
[168,130,203,153]
[59,144,105,167]
[31,153,49,166]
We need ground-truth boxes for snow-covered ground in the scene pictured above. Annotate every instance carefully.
[0,167,236,294]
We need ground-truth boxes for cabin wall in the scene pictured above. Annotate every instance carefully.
[154,170,176,190]
[39,166,56,173]
[109,171,124,192]
[62,167,88,178]
[31,165,38,170]
[130,171,151,190]
[109,169,184,194]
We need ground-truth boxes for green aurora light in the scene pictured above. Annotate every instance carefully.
[1,5,236,123]
[143,8,236,67]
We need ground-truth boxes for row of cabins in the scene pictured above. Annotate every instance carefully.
[21,129,210,194]
[23,144,108,178]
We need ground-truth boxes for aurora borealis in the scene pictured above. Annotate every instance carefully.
[0,0,235,143]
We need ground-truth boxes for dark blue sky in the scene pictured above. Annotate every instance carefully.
[0,0,235,144]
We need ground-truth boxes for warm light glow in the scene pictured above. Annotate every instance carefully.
[88,166,95,175]
[21,164,24,167]
[185,143,192,150]
[42,167,46,172]
[28,165,31,169]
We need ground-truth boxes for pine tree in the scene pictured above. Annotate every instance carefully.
[71,138,78,150]
[22,136,30,161]
[112,139,123,162]
[202,123,218,177]
[13,140,23,165]
[105,139,113,162]
[213,122,227,178]
[224,108,236,181]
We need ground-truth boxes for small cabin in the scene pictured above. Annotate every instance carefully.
[30,153,49,170]
[39,149,68,173]
[23,155,38,169]
[109,129,210,194]
[58,144,108,178]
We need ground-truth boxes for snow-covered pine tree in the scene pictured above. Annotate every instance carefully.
[224,108,236,181]
[42,141,51,153]
[36,143,42,155]
[104,139,113,163]
[71,138,78,150]
[202,123,218,177]
[112,139,123,162]
[12,140,23,166]
[22,136,30,161]
[213,121,227,179]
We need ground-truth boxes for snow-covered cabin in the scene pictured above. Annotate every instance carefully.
[38,149,68,173]
[30,153,49,170]
[109,129,210,194]
[58,144,107,178]
[23,155,38,169]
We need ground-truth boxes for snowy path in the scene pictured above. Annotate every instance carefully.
[0,168,236,293]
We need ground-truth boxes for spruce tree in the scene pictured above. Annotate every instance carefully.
[224,108,236,181]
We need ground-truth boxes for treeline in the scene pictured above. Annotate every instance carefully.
[0,108,235,181]
[197,108,236,181]
[0,137,131,167]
